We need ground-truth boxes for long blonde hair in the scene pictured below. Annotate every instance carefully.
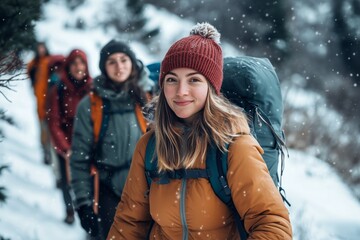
[153,85,250,171]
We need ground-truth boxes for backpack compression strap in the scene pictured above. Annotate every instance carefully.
[254,106,291,206]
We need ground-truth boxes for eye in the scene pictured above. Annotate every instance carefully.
[107,60,116,65]
[165,77,177,83]
[189,78,200,83]
[121,58,128,63]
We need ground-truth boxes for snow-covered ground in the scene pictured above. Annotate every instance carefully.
[1,0,360,239]
[0,78,85,239]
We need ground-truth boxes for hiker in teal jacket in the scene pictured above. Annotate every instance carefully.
[70,40,154,239]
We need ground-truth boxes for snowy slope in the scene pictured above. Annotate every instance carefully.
[0,77,85,239]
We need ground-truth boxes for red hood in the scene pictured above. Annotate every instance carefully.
[61,49,92,90]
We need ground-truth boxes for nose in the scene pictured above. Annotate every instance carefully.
[176,81,189,96]
[115,61,123,70]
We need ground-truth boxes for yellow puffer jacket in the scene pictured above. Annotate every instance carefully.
[108,131,292,240]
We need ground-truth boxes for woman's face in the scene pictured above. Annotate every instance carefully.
[105,52,133,83]
[163,68,209,123]
[69,56,87,81]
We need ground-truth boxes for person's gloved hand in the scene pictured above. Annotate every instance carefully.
[77,205,99,237]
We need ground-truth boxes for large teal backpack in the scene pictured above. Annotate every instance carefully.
[144,56,289,238]
[222,56,287,187]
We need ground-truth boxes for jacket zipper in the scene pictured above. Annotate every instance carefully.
[180,178,188,240]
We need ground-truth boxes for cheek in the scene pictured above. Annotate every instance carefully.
[105,65,111,72]
[125,62,133,71]
[197,88,208,106]
[163,88,172,104]
[80,64,87,71]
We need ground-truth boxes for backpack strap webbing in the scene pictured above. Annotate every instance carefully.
[145,133,156,188]
[144,136,248,238]
[254,106,291,206]
[144,133,156,239]
[207,145,248,239]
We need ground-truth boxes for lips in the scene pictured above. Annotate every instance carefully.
[174,100,193,106]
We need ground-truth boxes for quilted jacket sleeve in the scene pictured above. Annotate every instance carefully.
[69,96,94,208]
[227,134,292,239]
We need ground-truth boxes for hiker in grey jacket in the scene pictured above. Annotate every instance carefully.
[70,39,154,239]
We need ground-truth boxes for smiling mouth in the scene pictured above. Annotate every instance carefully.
[174,100,192,106]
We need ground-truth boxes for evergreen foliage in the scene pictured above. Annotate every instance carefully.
[0,0,42,55]
[333,0,360,85]
[0,165,9,204]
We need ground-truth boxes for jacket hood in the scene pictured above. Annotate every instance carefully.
[60,49,92,89]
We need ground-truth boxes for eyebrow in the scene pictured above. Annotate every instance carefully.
[107,55,129,61]
[167,71,200,77]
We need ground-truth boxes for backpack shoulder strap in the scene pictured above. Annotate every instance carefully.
[206,144,231,205]
[90,92,103,143]
[89,92,110,145]
[57,81,65,114]
[206,144,248,239]
[144,133,157,187]
[135,103,147,134]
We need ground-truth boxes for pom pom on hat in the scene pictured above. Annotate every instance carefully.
[190,22,221,44]
[160,22,223,95]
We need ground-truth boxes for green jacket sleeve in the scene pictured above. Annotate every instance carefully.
[70,96,94,209]
[107,132,153,239]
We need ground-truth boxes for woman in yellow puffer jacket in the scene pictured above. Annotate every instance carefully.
[107,22,292,240]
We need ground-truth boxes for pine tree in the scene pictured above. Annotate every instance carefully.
[333,0,360,85]
[0,0,42,55]
[0,2,39,226]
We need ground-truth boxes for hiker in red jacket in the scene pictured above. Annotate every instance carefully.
[47,49,92,224]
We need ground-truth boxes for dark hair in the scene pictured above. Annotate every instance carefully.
[34,42,50,61]
[107,59,147,106]
[100,40,148,106]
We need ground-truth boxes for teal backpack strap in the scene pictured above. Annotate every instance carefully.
[206,144,231,202]
[98,98,110,146]
[145,133,157,187]
[144,133,157,240]
[206,144,248,239]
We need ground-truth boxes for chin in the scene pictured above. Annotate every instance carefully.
[174,112,192,119]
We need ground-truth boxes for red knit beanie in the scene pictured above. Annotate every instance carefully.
[160,22,223,95]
